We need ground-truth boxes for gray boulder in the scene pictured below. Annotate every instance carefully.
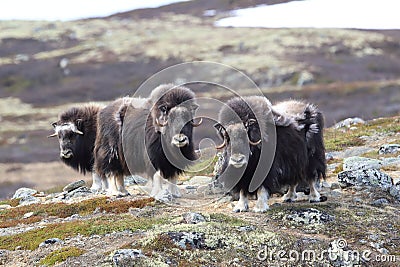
[379,144,400,155]
[338,169,393,190]
[343,157,382,171]
[334,117,365,129]
[12,188,40,205]
[285,208,334,225]
[112,249,145,267]
[63,180,86,192]
[183,212,206,224]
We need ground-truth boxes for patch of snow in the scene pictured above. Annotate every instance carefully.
[215,0,400,30]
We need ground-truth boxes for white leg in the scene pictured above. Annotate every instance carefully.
[309,181,321,203]
[101,176,109,191]
[233,189,249,212]
[150,171,163,197]
[107,175,120,196]
[254,186,270,213]
[91,172,102,192]
[167,177,181,198]
[283,184,298,202]
[116,175,129,196]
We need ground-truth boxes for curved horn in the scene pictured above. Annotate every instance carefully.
[155,117,168,127]
[47,133,58,138]
[73,129,84,135]
[249,139,262,146]
[191,117,203,127]
[215,139,227,149]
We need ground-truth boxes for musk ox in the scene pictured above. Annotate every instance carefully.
[272,99,326,202]
[94,84,201,197]
[214,96,309,212]
[48,104,105,191]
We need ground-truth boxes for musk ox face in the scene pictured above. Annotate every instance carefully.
[151,90,201,149]
[215,117,262,170]
[49,120,83,159]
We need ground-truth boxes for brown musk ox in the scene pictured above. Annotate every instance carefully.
[272,99,326,202]
[48,104,105,191]
[94,84,201,197]
[214,96,309,212]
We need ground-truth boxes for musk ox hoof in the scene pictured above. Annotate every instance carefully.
[253,204,269,213]
[310,195,327,203]
[233,203,249,213]
[284,198,294,203]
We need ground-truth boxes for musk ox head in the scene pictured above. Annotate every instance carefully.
[215,96,272,171]
[48,120,84,159]
[149,84,202,149]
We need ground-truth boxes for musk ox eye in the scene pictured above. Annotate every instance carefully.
[246,118,257,128]
[159,105,168,114]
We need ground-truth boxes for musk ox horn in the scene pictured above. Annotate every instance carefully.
[249,139,261,146]
[215,139,227,149]
[47,133,58,138]
[155,117,168,127]
[191,117,203,127]
[73,129,84,135]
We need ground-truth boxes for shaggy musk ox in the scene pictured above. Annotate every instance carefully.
[215,96,309,212]
[273,99,327,202]
[94,84,201,197]
[48,104,105,191]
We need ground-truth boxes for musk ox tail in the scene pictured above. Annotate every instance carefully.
[298,104,327,180]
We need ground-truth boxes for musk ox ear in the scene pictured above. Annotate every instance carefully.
[76,119,83,129]
[51,121,58,128]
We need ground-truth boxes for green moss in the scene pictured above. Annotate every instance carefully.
[0,198,19,207]
[39,247,86,266]
[185,154,218,177]
[209,213,247,226]
[0,214,166,250]
[1,75,31,93]
[0,197,155,228]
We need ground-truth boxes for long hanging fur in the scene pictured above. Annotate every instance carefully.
[55,104,101,174]
[218,96,309,195]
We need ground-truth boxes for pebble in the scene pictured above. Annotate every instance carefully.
[331,189,342,198]
[183,212,206,224]
[371,198,389,206]
[23,212,34,219]
[112,249,145,267]
[63,180,86,192]
[0,205,11,210]
[353,197,363,203]
[39,238,64,247]
[330,183,341,190]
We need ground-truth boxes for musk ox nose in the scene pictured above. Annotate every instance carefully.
[229,153,247,168]
[60,149,73,159]
[171,134,189,148]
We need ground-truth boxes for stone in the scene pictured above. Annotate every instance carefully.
[39,238,64,247]
[331,189,342,198]
[330,183,341,190]
[112,249,145,266]
[353,197,363,203]
[389,186,400,201]
[0,205,11,210]
[66,186,92,198]
[343,157,382,171]
[23,212,34,219]
[338,169,393,190]
[124,175,148,186]
[183,212,206,224]
[334,117,365,129]
[379,144,400,155]
[325,152,335,161]
[63,180,86,192]
[154,189,173,202]
[284,208,335,225]
[238,226,256,232]
[371,198,389,206]
[12,187,37,199]
[185,176,213,185]
[0,250,8,265]
[167,232,206,249]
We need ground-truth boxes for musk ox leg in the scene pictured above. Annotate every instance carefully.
[116,175,129,196]
[254,186,270,213]
[233,189,249,212]
[101,176,109,191]
[309,180,321,203]
[282,184,298,203]
[167,177,181,198]
[150,171,163,197]
[106,175,124,197]
[91,172,103,192]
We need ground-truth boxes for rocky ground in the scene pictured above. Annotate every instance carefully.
[0,116,399,266]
